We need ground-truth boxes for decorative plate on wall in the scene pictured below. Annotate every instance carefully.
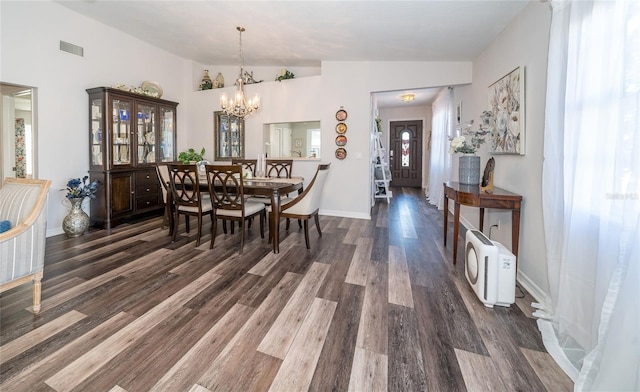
[335,135,347,146]
[336,123,347,134]
[335,109,348,121]
[335,147,347,160]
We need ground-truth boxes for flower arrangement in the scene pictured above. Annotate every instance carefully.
[275,68,295,82]
[449,110,493,154]
[64,176,98,200]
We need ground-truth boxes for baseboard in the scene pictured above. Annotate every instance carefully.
[516,270,552,310]
[319,209,371,220]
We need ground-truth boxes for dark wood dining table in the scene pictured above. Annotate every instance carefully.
[170,176,304,254]
[236,177,304,253]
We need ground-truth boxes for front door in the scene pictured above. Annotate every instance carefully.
[390,120,422,187]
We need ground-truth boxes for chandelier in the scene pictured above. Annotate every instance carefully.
[220,26,260,119]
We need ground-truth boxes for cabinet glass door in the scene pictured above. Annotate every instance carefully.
[91,98,103,166]
[112,99,132,166]
[136,103,156,164]
[160,106,175,162]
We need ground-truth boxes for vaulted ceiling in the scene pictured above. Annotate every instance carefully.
[55,0,530,106]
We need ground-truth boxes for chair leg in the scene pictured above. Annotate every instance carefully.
[314,213,322,237]
[298,219,302,229]
[286,218,290,230]
[239,220,244,254]
[259,211,265,239]
[185,216,190,233]
[195,214,203,247]
[303,219,310,249]
[222,220,227,234]
[210,217,218,249]
[172,214,180,242]
[32,271,43,314]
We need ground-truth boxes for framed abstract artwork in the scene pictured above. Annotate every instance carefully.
[488,66,525,155]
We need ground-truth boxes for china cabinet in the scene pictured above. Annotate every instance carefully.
[87,87,178,229]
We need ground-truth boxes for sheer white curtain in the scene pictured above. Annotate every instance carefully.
[540,1,640,390]
[427,88,453,209]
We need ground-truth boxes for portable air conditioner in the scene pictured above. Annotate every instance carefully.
[465,230,516,308]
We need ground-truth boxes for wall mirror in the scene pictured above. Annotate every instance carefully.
[1,82,37,184]
[263,121,321,158]
[214,111,244,161]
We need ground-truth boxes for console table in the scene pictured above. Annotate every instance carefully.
[443,181,523,265]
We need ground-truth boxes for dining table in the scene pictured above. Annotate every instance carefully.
[233,176,304,253]
[172,175,304,254]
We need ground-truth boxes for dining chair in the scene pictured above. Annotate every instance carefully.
[231,159,258,177]
[269,163,330,249]
[265,159,293,178]
[167,164,213,246]
[205,164,266,254]
[155,163,172,232]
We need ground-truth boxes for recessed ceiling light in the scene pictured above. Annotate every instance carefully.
[401,93,415,102]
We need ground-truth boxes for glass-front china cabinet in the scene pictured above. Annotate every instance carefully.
[87,87,177,229]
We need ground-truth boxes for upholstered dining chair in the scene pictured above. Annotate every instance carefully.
[167,164,213,246]
[205,164,266,254]
[269,163,330,249]
[231,159,258,177]
[155,163,172,231]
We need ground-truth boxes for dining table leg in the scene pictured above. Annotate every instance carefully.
[270,190,282,253]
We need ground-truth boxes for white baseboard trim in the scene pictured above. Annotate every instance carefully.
[516,270,552,310]
[319,209,371,220]
[46,227,65,238]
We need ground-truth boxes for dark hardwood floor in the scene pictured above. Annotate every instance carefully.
[0,187,572,391]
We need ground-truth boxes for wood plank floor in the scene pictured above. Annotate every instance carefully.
[0,187,573,392]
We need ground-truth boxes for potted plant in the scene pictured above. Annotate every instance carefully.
[178,147,206,164]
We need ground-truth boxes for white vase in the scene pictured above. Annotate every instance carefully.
[459,155,481,185]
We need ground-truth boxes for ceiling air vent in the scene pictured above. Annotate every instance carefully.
[59,40,84,57]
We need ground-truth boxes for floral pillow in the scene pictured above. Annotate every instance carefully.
[0,220,11,233]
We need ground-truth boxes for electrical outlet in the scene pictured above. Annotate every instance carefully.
[497,220,501,230]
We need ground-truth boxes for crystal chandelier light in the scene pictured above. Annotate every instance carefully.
[220,26,260,119]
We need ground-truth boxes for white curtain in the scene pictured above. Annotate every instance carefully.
[427,88,453,209]
[540,1,640,390]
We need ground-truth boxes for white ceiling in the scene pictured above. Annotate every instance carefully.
[55,0,530,107]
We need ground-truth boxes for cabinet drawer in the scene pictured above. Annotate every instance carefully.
[136,194,160,210]
[135,169,158,185]
[136,181,159,195]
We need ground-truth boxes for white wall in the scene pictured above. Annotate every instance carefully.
[452,1,552,300]
[1,1,191,236]
[184,62,472,219]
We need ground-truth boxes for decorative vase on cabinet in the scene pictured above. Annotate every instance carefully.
[459,155,481,185]
[215,72,224,88]
[62,198,90,237]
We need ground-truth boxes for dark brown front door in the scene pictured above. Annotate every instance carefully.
[390,120,422,187]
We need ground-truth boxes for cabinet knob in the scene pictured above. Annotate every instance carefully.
[146,175,150,179]
[146,188,150,192]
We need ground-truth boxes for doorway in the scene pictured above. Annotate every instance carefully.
[390,120,422,187]
[1,82,37,183]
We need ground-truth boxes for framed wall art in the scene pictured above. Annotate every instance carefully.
[488,66,525,155]
[214,111,244,160]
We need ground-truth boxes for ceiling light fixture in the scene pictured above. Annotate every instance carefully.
[220,26,259,119]
[401,93,415,102]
